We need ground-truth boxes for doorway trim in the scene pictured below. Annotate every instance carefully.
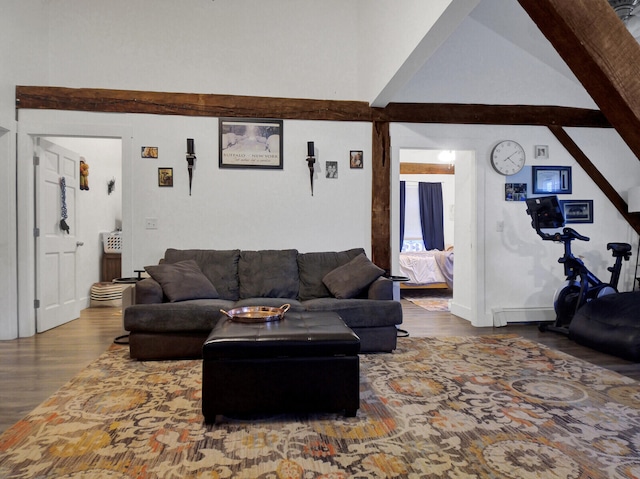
[16,120,132,337]
[390,126,484,326]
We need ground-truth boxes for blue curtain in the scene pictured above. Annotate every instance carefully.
[418,182,445,250]
[400,181,406,252]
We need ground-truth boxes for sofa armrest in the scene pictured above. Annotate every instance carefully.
[367,277,393,300]
[134,277,164,304]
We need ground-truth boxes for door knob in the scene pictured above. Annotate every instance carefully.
[76,241,84,247]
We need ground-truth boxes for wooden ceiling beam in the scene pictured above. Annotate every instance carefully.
[16,86,611,128]
[400,163,455,175]
[379,103,611,128]
[15,86,372,122]
[517,0,640,159]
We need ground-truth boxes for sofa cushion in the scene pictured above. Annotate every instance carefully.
[145,260,219,302]
[124,300,232,333]
[297,248,365,301]
[239,249,299,299]
[323,253,385,299]
[164,249,241,301]
[302,298,403,328]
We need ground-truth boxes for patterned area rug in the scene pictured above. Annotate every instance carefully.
[403,291,452,311]
[1,335,640,478]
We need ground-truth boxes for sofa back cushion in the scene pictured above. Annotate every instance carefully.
[164,249,241,301]
[238,249,299,299]
[297,248,365,301]
[145,259,219,302]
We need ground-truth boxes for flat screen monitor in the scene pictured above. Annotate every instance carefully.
[525,195,565,229]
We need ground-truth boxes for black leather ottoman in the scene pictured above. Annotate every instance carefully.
[202,311,360,423]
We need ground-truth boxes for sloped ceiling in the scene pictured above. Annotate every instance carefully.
[468,0,577,83]
[390,0,597,108]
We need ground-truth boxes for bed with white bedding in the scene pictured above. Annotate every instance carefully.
[398,249,454,289]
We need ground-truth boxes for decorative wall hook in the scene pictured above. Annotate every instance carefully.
[306,141,315,196]
[186,138,196,195]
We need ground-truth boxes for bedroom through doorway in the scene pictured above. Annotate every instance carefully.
[398,148,455,311]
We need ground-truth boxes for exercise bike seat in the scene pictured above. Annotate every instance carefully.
[607,242,632,257]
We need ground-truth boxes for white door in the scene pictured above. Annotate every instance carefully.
[35,138,82,332]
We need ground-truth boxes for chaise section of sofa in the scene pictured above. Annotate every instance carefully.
[123,247,403,359]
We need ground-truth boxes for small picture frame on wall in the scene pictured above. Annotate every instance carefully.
[142,146,158,158]
[534,145,549,159]
[326,161,338,178]
[505,183,527,201]
[559,199,593,223]
[532,166,572,194]
[158,167,173,187]
[350,150,363,169]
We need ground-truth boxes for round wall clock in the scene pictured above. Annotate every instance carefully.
[490,140,526,176]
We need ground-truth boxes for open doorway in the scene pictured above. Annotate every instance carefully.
[36,136,122,331]
[397,148,455,310]
[390,136,477,324]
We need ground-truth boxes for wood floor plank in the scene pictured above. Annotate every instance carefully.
[0,303,638,435]
[0,308,127,435]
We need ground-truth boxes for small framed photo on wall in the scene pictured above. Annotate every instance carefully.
[505,183,527,201]
[350,150,363,169]
[559,199,593,223]
[158,167,173,187]
[326,161,338,178]
[534,145,549,159]
[142,146,158,158]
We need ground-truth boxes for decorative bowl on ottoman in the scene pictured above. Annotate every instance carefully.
[220,304,290,323]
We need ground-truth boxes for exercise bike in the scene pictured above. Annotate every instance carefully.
[525,196,632,335]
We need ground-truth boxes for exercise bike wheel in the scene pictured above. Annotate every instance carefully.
[553,281,582,326]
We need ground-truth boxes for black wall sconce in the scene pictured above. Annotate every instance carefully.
[306,141,315,196]
[186,138,196,195]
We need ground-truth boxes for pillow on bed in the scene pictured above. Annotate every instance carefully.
[145,259,219,302]
[322,253,385,299]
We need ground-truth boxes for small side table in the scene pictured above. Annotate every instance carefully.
[101,252,121,282]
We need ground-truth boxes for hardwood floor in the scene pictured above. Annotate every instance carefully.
[0,308,127,435]
[0,301,638,435]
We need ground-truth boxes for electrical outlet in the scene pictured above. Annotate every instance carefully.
[145,218,158,229]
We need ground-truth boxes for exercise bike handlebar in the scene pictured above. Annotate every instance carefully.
[535,226,590,243]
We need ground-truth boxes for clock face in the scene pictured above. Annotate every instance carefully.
[491,140,526,176]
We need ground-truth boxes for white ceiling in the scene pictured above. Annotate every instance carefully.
[467,0,578,82]
[389,0,598,108]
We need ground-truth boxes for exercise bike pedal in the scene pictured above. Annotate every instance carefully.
[538,322,569,336]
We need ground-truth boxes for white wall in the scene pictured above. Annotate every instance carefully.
[47,137,122,304]
[0,0,49,337]
[19,110,373,273]
[46,0,361,101]
[0,0,377,337]
[0,128,17,339]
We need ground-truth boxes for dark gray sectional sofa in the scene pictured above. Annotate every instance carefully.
[123,248,403,360]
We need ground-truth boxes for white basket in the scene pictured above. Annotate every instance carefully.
[103,232,122,253]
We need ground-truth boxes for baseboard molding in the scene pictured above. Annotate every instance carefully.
[492,307,555,327]
[450,302,471,323]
